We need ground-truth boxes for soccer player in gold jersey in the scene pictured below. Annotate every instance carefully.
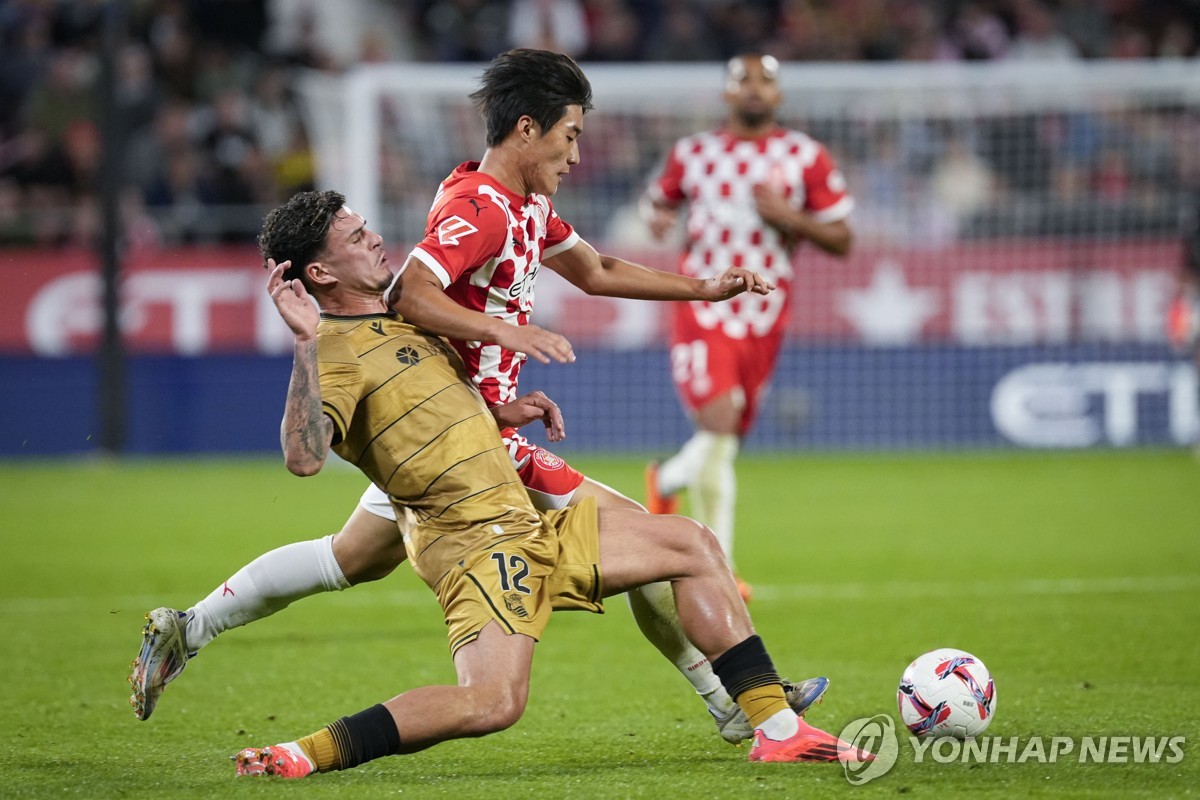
[223,193,871,775]
[132,46,832,747]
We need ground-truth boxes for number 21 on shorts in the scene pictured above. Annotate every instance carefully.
[671,340,712,395]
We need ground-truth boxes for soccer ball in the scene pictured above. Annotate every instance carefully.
[897,648,996,739]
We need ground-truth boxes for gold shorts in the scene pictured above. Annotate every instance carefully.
[435,497,603,654]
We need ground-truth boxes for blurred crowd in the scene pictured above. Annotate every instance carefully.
[1,0,1198,248]
[426,0,1200,63]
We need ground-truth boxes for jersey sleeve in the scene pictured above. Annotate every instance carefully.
[803,145,854,223]
[408,194,510,288]
[647,143,687,206]
[542,204,579,259]
[316,334,363,446]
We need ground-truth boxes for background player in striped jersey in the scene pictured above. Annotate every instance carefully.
[130,50,829,742]
[642,53,855,600]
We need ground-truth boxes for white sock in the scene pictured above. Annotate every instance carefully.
[657,432,709,496]
[757,710,800,741]
[626,581,735,718]
[185,535,349,652]
[669,432,738,562]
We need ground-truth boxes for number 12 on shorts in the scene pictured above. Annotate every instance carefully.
[490,552,531,594]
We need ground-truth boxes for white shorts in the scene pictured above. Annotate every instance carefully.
[358,482,400,520]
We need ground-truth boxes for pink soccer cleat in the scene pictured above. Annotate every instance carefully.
[748,718,875,763]
[234,745,314,779]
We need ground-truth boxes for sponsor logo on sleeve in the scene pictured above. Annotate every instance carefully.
[437,215,478,246]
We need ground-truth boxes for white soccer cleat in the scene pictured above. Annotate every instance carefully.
[713,677,831,744]
[129,607,191,720]
[713,704,752,745]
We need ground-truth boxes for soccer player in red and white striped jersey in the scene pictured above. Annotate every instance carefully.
[642,54,856,600]
[389,51,772,515]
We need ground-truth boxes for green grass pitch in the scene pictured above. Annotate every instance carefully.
[1,450,1197,799]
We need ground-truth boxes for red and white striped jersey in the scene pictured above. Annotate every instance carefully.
[648,127,853,339]
[408,161,579,406]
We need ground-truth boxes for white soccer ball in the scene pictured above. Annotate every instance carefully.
[897,648,997,739]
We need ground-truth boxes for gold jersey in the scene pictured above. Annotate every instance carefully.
[316,313,541,586]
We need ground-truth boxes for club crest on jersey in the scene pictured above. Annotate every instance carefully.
[395,346,420,365]
[533,449,565,470]
[427,338,453,357]
[503,592,529,618]
[437,215,478,246]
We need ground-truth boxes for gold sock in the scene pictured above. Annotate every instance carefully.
[737,683,790,730]
[296,728,341,772]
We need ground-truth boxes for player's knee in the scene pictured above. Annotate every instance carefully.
[343,542,406,585]
[333,530,406,585]
[663,516,726,573]
[468,687,527,734]
[488,691,527,731]
[691,521,728,568]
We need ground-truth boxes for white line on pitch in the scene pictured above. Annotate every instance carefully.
[749,574,1200,602]
[2,575,1197,615]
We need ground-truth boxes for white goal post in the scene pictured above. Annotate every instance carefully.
[302,60,1200,241]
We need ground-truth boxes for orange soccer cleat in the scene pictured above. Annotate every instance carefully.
[644,461,678,515]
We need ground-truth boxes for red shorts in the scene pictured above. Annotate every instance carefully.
[669,309,784,437]
[501,427,585,510]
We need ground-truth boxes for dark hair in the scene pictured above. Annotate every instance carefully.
[258,190,346,287]
[471,49,593,147]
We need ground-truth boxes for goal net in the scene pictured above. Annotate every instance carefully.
[298,61,1200,452]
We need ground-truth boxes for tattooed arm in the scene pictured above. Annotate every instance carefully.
[267,260,333,476]
[280,337,332,475]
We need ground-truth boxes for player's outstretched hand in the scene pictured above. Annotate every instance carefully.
[266,259,320,340]
[702,267,776,301]
[490,390,566,442]
[494,323,576,365]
